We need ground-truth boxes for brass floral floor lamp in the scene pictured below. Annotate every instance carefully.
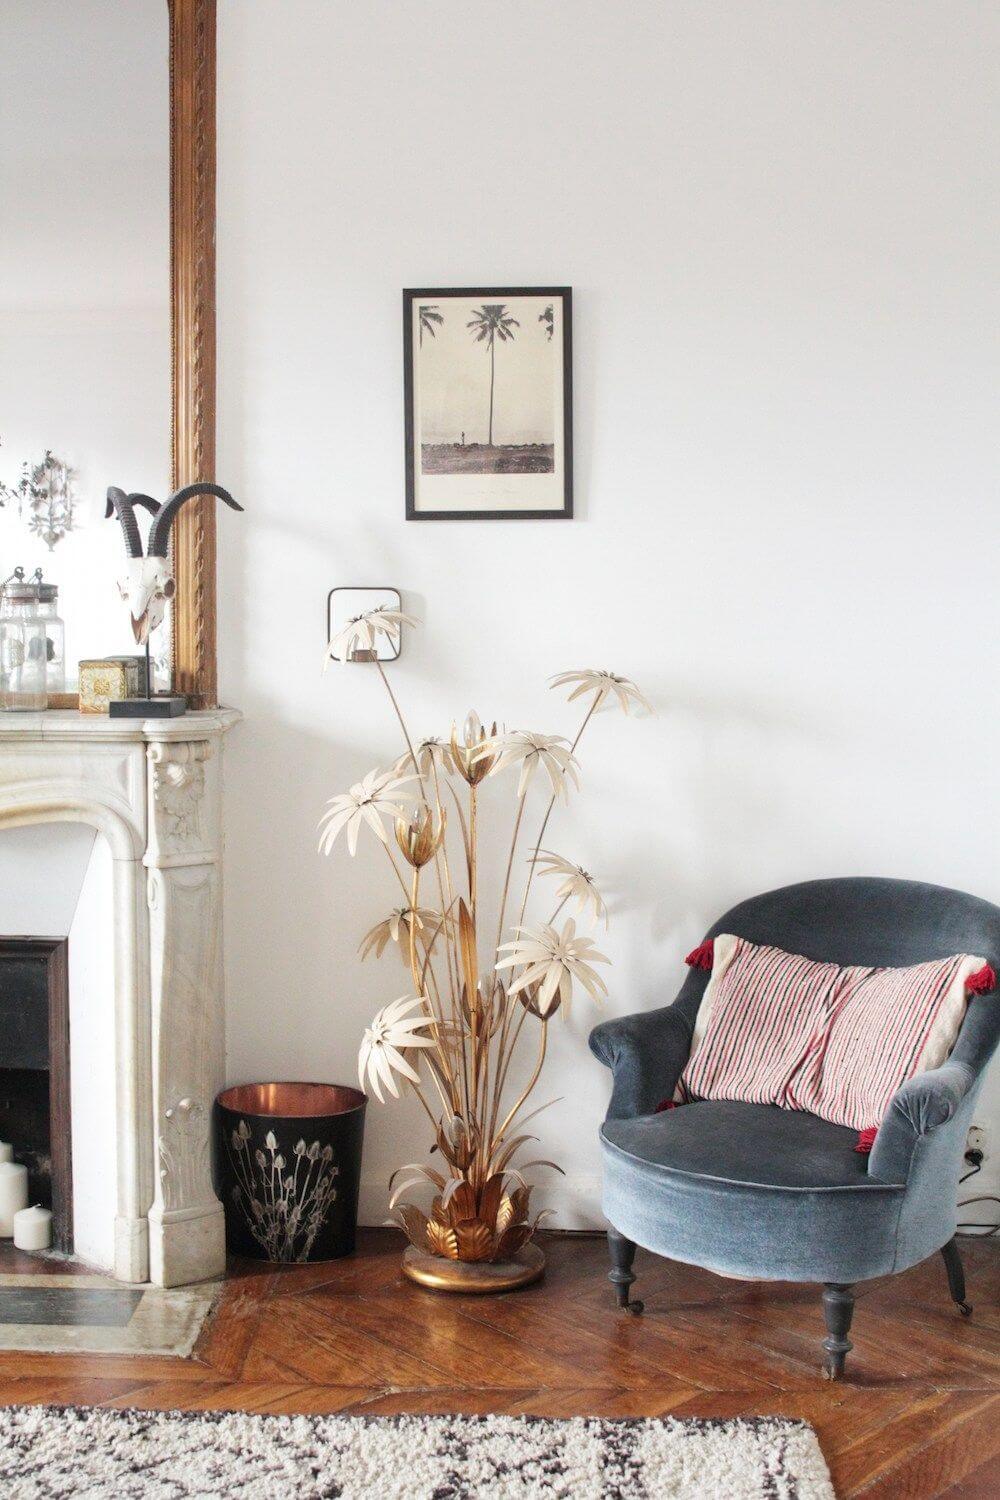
[320,608,648,1292]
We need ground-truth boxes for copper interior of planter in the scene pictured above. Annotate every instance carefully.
[218,1082,366,1117]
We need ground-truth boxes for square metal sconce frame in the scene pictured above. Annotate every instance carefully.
[326,586,403,662]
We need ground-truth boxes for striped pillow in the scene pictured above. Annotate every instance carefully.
[679,934,987,1132]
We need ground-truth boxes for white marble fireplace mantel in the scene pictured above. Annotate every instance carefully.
[0,709,240,1287]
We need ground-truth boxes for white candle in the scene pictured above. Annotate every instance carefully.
[0,1162,28,1236]
[0,1142,12,1164]
[13,1205,52,1252]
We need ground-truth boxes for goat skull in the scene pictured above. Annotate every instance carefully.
[117,557,175,644]
[106,483,242,646]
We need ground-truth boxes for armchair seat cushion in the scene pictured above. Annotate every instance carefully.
[600,1099,911,1284]
[602,1100,879,1190]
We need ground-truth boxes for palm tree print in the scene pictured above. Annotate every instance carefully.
[539,304,554,340]
[418,305,444,346]
[467,304,520,446]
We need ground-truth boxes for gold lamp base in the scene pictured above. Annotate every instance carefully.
[402,1241,545,1294]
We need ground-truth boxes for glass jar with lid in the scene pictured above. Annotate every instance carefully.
[0,567,64,710]
[34,573,66,695]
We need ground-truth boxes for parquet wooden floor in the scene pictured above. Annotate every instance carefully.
[0,1230,997,1497]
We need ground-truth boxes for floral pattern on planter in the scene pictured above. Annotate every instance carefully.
[227,1121,339,1263]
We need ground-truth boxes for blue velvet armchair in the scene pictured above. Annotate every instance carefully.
[589,878,1000,1378]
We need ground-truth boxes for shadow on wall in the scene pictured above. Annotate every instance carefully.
[214,472,878,1227]
[216,668,829,1181]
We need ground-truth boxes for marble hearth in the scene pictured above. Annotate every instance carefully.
[0,710,239,1288]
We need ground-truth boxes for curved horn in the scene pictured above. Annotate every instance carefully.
[104,486,143,558]
[127,492,162,519]
[147,482,243,557]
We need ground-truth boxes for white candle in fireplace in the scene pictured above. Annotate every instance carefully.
[13,1205,52,1252]
[0,1142,12,1164]
[0,1162,29,1236]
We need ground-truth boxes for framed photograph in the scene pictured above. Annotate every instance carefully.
[404,286,572,520]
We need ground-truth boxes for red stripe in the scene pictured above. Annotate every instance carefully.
[680,940,973,1130]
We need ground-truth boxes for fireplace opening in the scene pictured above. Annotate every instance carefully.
[0,939,72,1254]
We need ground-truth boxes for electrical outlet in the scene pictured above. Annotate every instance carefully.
[966,1125,988,1158]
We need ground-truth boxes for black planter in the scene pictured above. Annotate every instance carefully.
[214,1082,366,1263]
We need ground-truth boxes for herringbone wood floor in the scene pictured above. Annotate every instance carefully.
[0,1230,997,1496]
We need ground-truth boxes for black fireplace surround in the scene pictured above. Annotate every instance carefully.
[0,940,72,1252]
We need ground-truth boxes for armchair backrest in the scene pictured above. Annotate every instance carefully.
[674,878,1000,1079]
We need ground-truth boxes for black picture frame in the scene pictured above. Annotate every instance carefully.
[404,286,573,521]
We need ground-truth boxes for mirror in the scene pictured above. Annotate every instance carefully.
[0,1,171,695]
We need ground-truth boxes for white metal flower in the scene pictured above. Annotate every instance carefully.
[496,918,610,1017]
[549,669,650,716]
[327,606,418,664]
[358,995,437,1102]
[318,769,417,856]
[481,731,580,800]
[393,736,457,779]
[359,907,450,964]
[533,850,607,925]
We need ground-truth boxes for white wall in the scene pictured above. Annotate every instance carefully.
[0,825,95,936]
[216,2,1000,1227]
[0,1,169,679]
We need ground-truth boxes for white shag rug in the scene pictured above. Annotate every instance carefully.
[0,1404,834,1499]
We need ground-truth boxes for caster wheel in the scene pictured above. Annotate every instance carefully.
[960,1302,973,1318]
[822,1363,843,1381]
[626,1300,644,1316]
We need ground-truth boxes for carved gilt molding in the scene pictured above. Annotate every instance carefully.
[169,0,218,710]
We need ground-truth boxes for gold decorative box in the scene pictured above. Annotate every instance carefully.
[78,656,147,714]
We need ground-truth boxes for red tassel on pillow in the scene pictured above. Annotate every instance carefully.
[966,963,997,996]
[855,1126,878,1154]
[685,939,714,971]
[655,1099,680,1113]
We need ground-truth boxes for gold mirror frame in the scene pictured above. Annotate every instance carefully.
[168,0,217,709]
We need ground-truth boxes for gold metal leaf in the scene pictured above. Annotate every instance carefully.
[458,900,478,1009]
[427,1220,460,1259]
[490,1135,538,1176]
[463,979,504,1039]
[495,1223,532,1260]
[394,1204,431,1253]
[508,1184,531,1223]
[446,1181,477,1226]
[495,1195,517,1236]
[496,1185,531,1235]
[478,1173,506,1232]
[454,1219,494,1262]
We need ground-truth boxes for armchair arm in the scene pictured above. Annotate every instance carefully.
[589,1003,693,1120]
[867,1060,976,1184]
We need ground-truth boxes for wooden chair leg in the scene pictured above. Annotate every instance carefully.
[821,1283,855,1379]
[940,1236,973,1316]
[607,1228,643,1315]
